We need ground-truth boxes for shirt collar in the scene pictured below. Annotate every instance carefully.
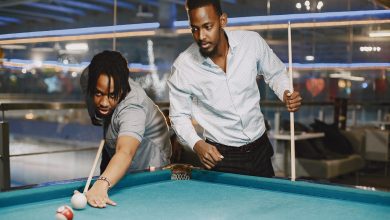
[225,30,239,53]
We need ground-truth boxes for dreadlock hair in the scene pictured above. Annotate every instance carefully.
[87,50,131,102]
[185,0,222,16]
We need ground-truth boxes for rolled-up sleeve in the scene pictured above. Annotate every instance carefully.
[256,34,290,101]
[167,65,201,150]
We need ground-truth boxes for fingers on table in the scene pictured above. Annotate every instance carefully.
[88,196,116,208]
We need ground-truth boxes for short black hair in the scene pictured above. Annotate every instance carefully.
[87,50,131,101]
[185,0,222,16]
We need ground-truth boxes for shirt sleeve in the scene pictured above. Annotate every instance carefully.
[256,33,290,101]
[167,65,202,150]
[117,104,146,143]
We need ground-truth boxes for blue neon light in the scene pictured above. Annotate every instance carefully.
[0,23,160,40]
[287,63,390,69]
[1,10,389,40]
[174,10,390,27]
[0,16,21,23]
[4,59,389,70]
[223,0,237,3]
[26,2,85,16]
[53,0,110,13]
[141,0,160,7]
[0,9,75,23]
[93,0,136,10]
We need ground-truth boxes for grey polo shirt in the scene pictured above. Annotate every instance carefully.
[104,78,172,171]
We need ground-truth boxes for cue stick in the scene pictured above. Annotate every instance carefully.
[288,21,296,181]
[83,139,105,193]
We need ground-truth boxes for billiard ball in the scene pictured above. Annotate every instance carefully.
[55,205,73,220]
[149,166,156,172]
[71,191,87,210]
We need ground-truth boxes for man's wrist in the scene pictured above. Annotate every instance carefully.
[96,176,112,189]
[193,140,205,153]
[189,136,202,151]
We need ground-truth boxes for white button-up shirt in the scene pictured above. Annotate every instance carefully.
[168,30,289,149]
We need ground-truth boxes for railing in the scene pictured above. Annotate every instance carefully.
[0,102,87,191]
[1,101,389,191]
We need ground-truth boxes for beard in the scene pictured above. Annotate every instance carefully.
[198,42,218,58]
[95,108,113,119]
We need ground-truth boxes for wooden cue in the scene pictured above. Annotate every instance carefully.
[288,21,296,181]
[83,139,105,193]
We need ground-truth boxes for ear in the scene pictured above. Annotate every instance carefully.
[220,13,228,28]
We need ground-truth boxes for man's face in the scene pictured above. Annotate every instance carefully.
[93,74,120,117]
[188,4,226,57]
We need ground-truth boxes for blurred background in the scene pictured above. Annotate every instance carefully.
[0,0,389,191]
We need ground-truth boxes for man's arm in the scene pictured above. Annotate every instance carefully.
[168,66,223,168]
[255,34,290,102]
[255,33,302,111]
[86,135,140,208]
[167,66,201,150]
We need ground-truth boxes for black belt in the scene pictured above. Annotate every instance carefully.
[206,133,269,153]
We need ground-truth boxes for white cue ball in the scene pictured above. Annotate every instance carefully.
[71,192,87,210]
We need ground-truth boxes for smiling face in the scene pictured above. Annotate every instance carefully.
[93,74,120,117]
[188,4,227,57]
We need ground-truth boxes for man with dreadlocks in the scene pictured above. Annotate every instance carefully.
[80,50,171,208]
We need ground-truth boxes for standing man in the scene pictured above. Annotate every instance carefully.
[81,51,171,208]
[168,0,302,177]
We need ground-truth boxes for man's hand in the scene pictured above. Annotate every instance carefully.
[283,90,302,112]
[193,140,224,169]
[86,180,116,208]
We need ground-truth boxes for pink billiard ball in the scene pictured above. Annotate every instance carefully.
[56,205,73,220]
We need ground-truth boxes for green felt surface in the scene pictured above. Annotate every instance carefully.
[1,170,390,220]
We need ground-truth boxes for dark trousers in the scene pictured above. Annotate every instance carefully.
[206,133,275,178]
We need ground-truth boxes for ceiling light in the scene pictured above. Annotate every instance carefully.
[31,47,54,52]
[65,43,88,51]
[0,44,26,50]
[359,46,381,52]
[296,3,302,9]
[317,1,324,10]
[25,112,34,120]
[304,1,310,6]
[305,55,315,61]
[369,30,390,37]
[330,72,365,81]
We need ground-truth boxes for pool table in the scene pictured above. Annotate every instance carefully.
[0,168,389,220]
